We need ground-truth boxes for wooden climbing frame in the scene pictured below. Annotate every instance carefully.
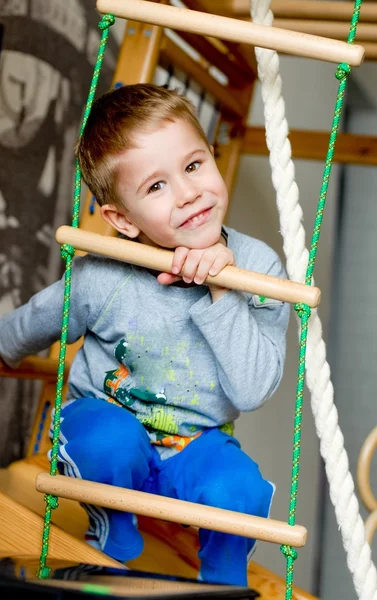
[96,0,365,64]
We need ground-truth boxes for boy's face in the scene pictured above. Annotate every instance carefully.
[104,119,228,249]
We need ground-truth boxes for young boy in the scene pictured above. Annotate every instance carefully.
[0,84,289,586]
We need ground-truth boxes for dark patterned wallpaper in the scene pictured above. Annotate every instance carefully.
[0,0,119,466]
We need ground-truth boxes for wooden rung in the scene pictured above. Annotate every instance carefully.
[229,1,377,23]
[96,0,365,66]
[55,225,321,308]
[273,19,377,43]
[36,473,307,547]
[242,126,377,166]
[0,356,68,382]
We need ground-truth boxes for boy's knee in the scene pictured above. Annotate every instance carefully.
[59,399,152,473]
[201,462,274,518]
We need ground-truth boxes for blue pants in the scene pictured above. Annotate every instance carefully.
[54,398,274,586]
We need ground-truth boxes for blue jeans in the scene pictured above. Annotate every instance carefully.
[54,397,274,586]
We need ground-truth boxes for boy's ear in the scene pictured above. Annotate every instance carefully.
[100,204,140,238]
[210,144,215,156]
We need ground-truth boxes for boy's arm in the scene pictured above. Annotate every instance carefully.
[0,257,90,368]
[189,253,290,412]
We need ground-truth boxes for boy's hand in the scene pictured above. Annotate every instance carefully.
[157,243,234,302]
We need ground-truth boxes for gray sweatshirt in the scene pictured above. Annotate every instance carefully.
[0,227,289,456]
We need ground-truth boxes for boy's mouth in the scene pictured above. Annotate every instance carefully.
[179,207,212,229]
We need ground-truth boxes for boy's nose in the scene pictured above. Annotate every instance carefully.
[176,180,200,207]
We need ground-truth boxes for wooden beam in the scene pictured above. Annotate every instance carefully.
[215,118,246,205]
[160,35,249,117]
[36,473,308,547]
[96,0,365,66]
[213,38,258,77]
[214,0,377,22]
[242,126,377,166]
[273,19,377,42]
[363,41,377,59]
[1,456,316,596]
[182,0,258,76]
[182,1,377,60]
[176,30,251,88]
[55,226,321,307]
[0,491,123,568]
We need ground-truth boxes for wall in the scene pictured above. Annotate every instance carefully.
[319,90,377,600]
[227,55,341,593]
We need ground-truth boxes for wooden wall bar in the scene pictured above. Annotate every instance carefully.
[183,1,377,59]
[214,0,377,22]
[272,19,377,41]
[176,30,250,88]
[242,126,377,166]
[182,0,259,75]
[159,36,249,117]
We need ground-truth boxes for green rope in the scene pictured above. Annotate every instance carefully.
[37,14,115,579]
[281,1,363,598]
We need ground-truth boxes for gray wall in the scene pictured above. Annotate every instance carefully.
[319,90,377,600]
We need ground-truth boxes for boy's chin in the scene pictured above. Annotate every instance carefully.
[178,228,223,250]
[140,226,223,250]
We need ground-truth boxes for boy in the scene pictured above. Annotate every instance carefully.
[0,84,289,586]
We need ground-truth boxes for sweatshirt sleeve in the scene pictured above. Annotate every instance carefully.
[189,246,290,412]
[0,256,94,368]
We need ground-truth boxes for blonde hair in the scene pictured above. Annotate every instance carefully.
[76,83,210,207]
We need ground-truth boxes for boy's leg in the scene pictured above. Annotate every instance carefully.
[155,429,274,586]
[52,398,156,562]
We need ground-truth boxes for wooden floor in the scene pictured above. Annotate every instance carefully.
[0,456,316,600]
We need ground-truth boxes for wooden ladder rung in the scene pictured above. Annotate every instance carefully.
[36,473,307,548]
[96,0,364,66]
[56,225,321,307]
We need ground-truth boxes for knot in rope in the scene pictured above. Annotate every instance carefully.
[60,244,75,262]
[335,62,351,81]
[38,566,51,578]
[294,302,311,321]
[98,14,115,30]
[280,544,298,561]
[44,494,59,510]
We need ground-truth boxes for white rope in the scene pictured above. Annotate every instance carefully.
[250,1,377,598]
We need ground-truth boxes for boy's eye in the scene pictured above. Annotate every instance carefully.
[186,161,200,173]
[148,181,165,194]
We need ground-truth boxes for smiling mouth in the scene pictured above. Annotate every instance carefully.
[180,208,212,229]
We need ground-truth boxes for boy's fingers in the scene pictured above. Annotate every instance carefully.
[208,253,234,276]
[157,272,182,285]
[169,246,235,285]
[171,247,190,275]
[180,250,204,282]
[192,251,234,284]
[193,256,216,284]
